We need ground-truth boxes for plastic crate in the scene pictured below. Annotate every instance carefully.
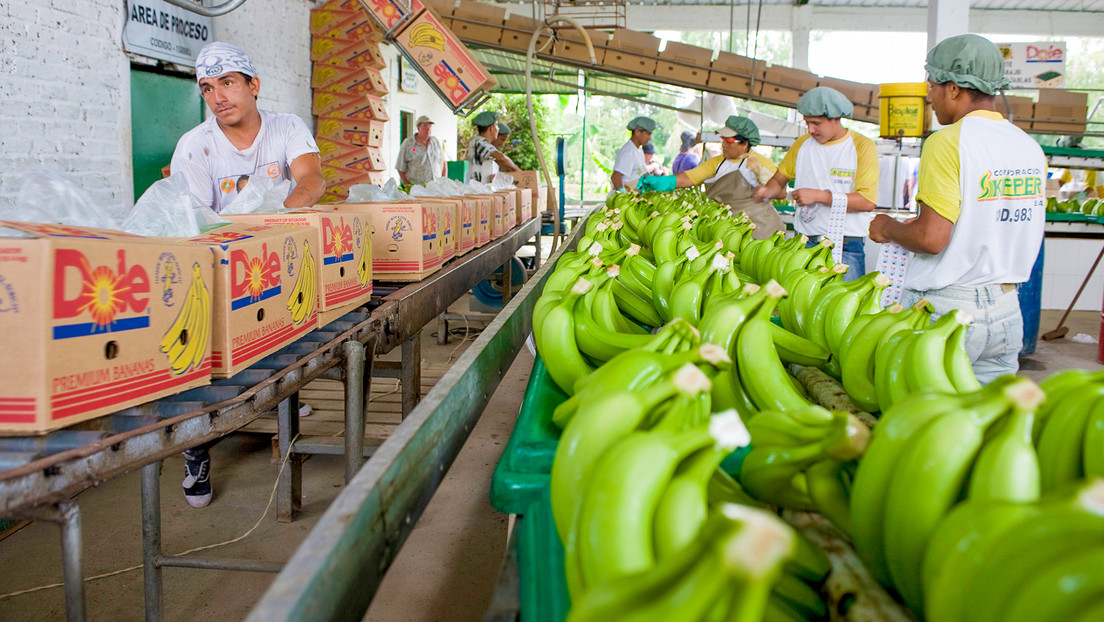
[490,354,571,622]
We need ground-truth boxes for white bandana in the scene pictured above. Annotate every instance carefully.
[195,42,258,82]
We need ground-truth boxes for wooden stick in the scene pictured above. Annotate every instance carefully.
[784,511,917,622]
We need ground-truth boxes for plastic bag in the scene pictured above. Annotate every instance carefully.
[121,174,227,237]
[2,167,119,229]
[348,178,410,203]
[221,175,292,214]
[490,173,516,191]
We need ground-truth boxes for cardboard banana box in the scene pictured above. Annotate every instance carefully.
[495,190,517,231]
[0,221,212,434]
[185,224,319,378]
[223,212,374,314]
[316,202,443,282]
[422,197,474,256]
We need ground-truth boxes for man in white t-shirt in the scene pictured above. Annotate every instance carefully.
[869,34,1045,382]
[753,88,879,280]
[466,110,519,183]
[171,42,324,213]
[170,42,325,509]
[610,116,655,193]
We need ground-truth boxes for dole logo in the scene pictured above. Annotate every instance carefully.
[230,243,281,302]
[53,249,151,337]
[323,216,355,264]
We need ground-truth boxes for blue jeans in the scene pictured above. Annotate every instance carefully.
[902,284,1023,385]
[806,236,865,282]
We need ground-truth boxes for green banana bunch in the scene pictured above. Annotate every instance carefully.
[567,503,794,622]
[966,406,1041,503]
[923,479,1104,622]
[770,322,831,369]
[874,309,977,411]
[551,365,703,540]
[734,281,814,412]
[837,302,905,412]
[572,283,655,363]
[740,406,868,513]
[1036,380,1104,491]
[534,278,598,394]
[788,265,848,337]
[849,377,1028,586]
[859,378,1044,612]
[803,270,881,351]
[556,335,721,428]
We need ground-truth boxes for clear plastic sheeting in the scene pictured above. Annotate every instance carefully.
[121,174,228,237]
[220,175,292,215]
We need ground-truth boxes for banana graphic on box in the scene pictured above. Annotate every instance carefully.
[407,22,445,51]
[357,225,373,286]
[287,240,317,326]
[160,263,211,375]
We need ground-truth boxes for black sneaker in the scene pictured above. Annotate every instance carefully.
[182,448,212,508]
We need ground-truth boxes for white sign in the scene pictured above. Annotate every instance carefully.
[400,55,419,93]
[122,0,215,66]
[998,42,1066,89]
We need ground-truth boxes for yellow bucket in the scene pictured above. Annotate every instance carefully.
[878,83,930,138]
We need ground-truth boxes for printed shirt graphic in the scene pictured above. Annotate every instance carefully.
[395,135,446,185]
[778,131,879,237]
[906,110,1046,291]
[171,111,319,213]
[466,135,498,183]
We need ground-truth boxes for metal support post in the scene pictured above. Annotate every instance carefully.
[343,341,367,483]
[277,392,302,523]
[400,335,421,418]
[502,259,513,305]
[56,503,86,622]
[141,461,163,622]
[437,313,450,346]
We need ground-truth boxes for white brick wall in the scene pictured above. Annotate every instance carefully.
[0,0,131,219]
[0,0,463,220]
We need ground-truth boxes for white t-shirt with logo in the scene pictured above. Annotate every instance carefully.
[905,111,1046,291]
[779,132,879,238]
[171,110,319,213]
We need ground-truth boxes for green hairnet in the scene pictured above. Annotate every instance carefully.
[497,122,511,135]
[472,110,499,128]
[925,34,1010,95]
[722,116,761,146]
[797,87,853,119]
[627,116,657,132]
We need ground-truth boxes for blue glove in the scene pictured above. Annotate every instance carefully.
[638,174,677,192]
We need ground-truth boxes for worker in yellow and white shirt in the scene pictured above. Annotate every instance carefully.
[869,34,1046,383]
[753,87,879,280]
[638,116,784,238]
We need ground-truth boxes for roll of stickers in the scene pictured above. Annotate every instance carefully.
[827,193,848,264]
[875,242,911,306]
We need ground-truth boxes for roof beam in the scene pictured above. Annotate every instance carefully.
[495,3,1104,37]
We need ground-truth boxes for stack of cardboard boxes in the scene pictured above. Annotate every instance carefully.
[309,2,390,202]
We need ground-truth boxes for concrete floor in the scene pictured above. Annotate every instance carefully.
[0,309,1097,621]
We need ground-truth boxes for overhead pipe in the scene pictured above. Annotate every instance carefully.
[160,0,249,17]
[525,17,596,252]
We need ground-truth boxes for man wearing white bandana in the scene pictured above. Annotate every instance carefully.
[171,43,325,508]
[870,34,1045,382]
[171,42,324,213]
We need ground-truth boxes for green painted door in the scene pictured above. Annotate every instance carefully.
[130,68,204,199]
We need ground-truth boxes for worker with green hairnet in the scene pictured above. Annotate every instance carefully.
[611,116,656,193]
[753,86,879,280]
[639,116,785,238]
[466,110,519,183]
[869,33,1045,383]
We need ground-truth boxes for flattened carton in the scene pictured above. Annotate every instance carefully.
[317,202,443,281]
[0,221,212,434]
[185,224,319,378]
[224,211,374,312]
